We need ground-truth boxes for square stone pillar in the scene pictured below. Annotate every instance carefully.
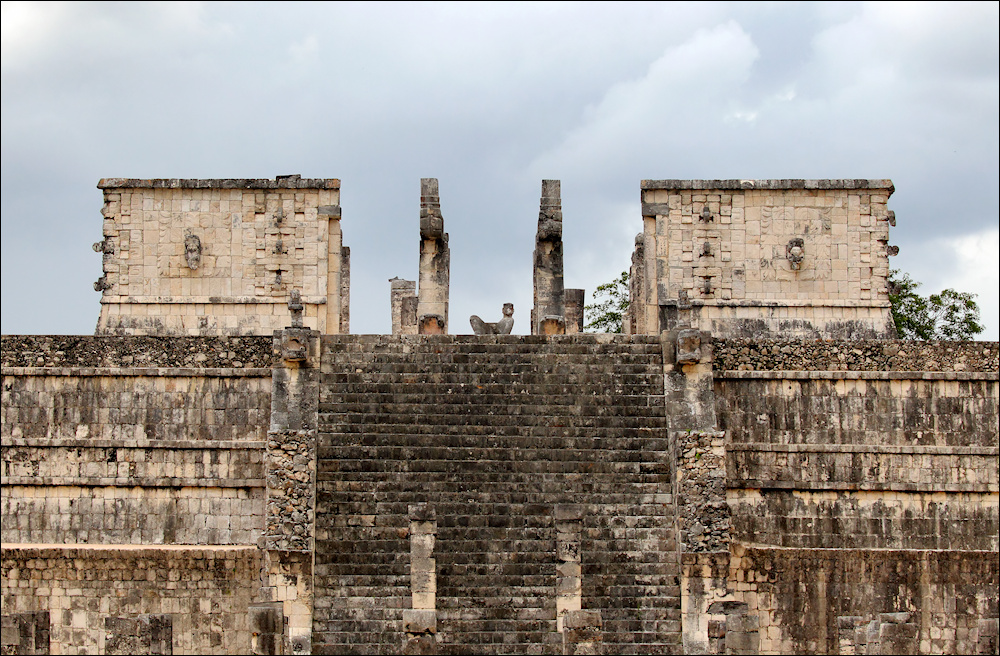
[417,178,449,334]
[532,180,565,335]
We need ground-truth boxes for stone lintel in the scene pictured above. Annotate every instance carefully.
[717,370,998,381]
[100,295,329,304]
[1,437,265,450]
[724,442,998,456]
[98,176,340,190]
[658,298,892,309]
[1,366,272,378]
[640,179,894,194]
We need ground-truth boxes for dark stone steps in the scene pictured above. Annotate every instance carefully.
[313,333,679,653]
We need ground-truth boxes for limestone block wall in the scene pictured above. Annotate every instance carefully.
[727,546,998,655]
[713,338,1000,654]
[1,335,272,546]
[94,176,348,336]
[631,180,897,338]
[1,545,261,655]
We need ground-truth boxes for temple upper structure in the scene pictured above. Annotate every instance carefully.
[94,176,349,336]
[627,179,897,339]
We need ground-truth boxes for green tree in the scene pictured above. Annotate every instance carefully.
[585,271,629,333]
[586,268,985,340]
[888,269,983,340]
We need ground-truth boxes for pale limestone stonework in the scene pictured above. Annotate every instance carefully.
[630,179,897,338]
[95,177,348,336]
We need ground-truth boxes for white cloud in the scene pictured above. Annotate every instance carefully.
[894,227,999,340]
[939,228,1000,340]
[529,21,760,177]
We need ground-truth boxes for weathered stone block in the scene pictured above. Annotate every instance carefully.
[402,610,437,635]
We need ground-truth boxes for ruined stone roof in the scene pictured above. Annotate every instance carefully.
[97,175,340,189]
[640,179,894,193]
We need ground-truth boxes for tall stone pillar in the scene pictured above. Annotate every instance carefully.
[532,179,566,335]
[417,178,450,334]
[257,311,320,655]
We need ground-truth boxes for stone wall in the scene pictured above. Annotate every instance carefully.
[712,338,999,655]
[728,545,999,654]
[676,430,729,554]
[714,337,999,372]
[1,545,261,655]
[3,330,998,654]
[93,177,348,336]
[715,351,999,558]
[630,180,897,338]
[1,336,271,547]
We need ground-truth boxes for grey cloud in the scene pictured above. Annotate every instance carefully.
[2,2,997,338]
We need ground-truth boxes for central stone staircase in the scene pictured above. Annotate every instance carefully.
[313,334,680,655]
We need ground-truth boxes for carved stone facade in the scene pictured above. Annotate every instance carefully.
[94,176,349,336]
[1,177,997,655]
[629,179,897,339]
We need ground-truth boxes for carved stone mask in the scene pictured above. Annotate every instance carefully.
[184,231,202,270]
[786,238,805,270]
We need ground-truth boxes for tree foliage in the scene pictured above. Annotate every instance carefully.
[585,268,985,340]
[585,271,629,333]
[888,269,983,341]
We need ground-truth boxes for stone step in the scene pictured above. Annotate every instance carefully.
[316,456,672,472]
[319,417,665,434]
[319,421,664,436]
[319,398,661,415]
[319,378,660,393]
[314,474,673,489]
[319,384,664,404]
[319,379,662,395]
[315,451,670,466]
[321,350,663,364]
[320,364,663,378]
[312,494,675,506]
[317,430,667,444]
[321,354,662,368]
[321,334,662,349]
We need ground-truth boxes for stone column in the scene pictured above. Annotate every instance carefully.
[626,233,646,334]
[532,180,566,335]
[417,178,449,334]
[662,328,717,432]
[321,204,343,335]
[258,326,320,655]
[556,504,602,655]
[390,278,418,335]
[339,246,351,333]
[564,289,585,334]
[403,504,438,653]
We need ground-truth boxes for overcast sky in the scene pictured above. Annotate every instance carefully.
[2,1,998,339]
